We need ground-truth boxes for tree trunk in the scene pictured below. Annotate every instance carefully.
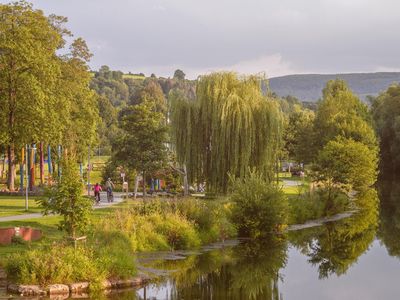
[7,144,15,191]
[142,170,146,198]
[133,175,139,199]
[39,142,44,185]
[1,150,5,179]
[183,164,189,196]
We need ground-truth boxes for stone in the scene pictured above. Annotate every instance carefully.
[7,284,46,296]
[47,284,70,295]
[69,282,89,293]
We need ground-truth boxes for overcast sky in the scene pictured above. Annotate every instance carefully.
[5,0,400,79]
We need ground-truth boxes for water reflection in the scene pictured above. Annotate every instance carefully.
[138,238,287,300]
[289,188,379,278]
[86,185,400,299]
[377,179,400,257]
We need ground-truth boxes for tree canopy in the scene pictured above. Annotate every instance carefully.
[371,84,400,174]
[0,1,99,189]
[170,72,283,193]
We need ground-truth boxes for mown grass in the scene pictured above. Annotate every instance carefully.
[0,196,44,217]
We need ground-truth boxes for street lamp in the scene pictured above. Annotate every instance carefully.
[25,144,36,211]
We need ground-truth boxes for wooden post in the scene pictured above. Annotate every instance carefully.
[142,171,146,198]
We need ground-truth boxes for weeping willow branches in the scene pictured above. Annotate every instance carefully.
[170,72,283,193]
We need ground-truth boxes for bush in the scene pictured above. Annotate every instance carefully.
[5,231,137,289]
[288,188,349,224]
[39,158,92,238]
[176,198,236,243]
[5,244,106,287]
[230,172,289,238]
[96,197,236,251]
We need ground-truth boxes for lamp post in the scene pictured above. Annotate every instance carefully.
[25,144,36,211]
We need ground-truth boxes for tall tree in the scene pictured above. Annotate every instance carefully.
[113,101,168,196]
[313,79,376,156]
[0,1,64,190]
[58,38,99,160]
[173,69,186,81]
[371,84,400,174]
[283,107,315,164]
[170,72,283,193]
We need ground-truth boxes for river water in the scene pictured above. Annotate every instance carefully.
[109,183,400,300]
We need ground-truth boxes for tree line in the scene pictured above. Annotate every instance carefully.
[0,1,98,191]
[1,0,399,196]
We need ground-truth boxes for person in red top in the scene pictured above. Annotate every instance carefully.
[94,183,102,204]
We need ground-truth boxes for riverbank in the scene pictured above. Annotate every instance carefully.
[1,186,355,297]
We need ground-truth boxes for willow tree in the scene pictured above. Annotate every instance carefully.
[170,72,283,193]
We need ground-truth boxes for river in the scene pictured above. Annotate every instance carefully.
[108,183,400,300]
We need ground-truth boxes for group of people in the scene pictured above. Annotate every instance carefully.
[93,178,114,204]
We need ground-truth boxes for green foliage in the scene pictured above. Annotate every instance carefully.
[174,69,186,81]
[96,198,235,251]
[289,188,378,278]
[112,101,168,190]
[288,188,349,224]
[371,84,400,174]
[90,231,136,280]
[283,106,315,163]
[5,244,106,287]
[313,138,378,192]
[175,198,236,243]
[230,172,288,238]
[0,1,99,189]
[39,158,92,238]
[170,72,284,193]
[313,79,377,154]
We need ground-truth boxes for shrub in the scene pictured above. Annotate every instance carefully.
[230,172,289,238]
[95,197,235,251]
[91,231,136,280]
[154,212,200,250]
[5,244,106,287]
[288,188,349,224]
[39,158,92,238]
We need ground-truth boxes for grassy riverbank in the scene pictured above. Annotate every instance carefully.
[0,177,350,290]
[0,197,236,289]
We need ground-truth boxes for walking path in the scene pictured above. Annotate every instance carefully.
[0,192,125,223]
[281,179,303,187]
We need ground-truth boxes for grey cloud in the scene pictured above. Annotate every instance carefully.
[3,0,400,78]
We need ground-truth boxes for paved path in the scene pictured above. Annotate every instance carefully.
[281,179,303,187]
[0,192,125,223]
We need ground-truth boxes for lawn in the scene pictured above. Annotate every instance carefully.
[0,196,44,217]
[0,199,135,257]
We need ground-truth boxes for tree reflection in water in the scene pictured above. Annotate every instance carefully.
[377,179,400,257]
[148,238,288,300]
[117,188,384,299]
[289,188,379,278]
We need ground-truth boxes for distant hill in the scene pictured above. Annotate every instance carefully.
[269,72,400,102]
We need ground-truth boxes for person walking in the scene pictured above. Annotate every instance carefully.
[94,183,102,205]
[105,178,114,203]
